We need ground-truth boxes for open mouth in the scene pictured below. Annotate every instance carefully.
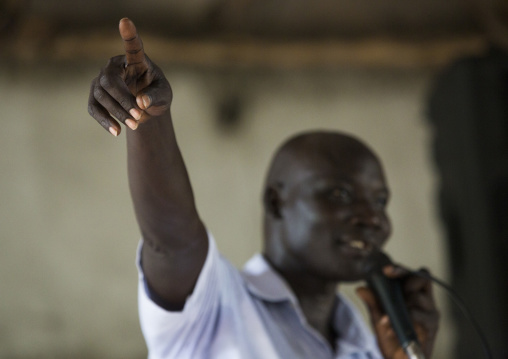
[345,239,374,252]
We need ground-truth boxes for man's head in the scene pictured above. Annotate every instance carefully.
[262,131,391,283]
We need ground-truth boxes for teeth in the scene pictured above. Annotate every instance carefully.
[349,240,366,249]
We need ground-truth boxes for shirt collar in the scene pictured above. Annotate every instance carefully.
[241,253,298,303]
[242,254,381,358]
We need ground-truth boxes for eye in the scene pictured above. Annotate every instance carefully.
[374,195,389,208]
[328,187,352,204]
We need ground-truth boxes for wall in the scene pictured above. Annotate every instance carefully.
[0,61,454,358]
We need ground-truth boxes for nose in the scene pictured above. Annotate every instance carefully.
[348,202,382,229]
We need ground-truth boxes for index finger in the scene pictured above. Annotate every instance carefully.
[119,18,148,72]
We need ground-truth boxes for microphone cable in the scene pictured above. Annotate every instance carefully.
[404,267,494,359]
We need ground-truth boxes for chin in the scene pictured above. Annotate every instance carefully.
[339,274,369,283]
[331,269,367,282]
[332,261,372,282]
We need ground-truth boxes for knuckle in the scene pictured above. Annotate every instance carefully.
[87,105,109,129]
[113,108,126,121]
[93,86,104,102]
[104,56,125,75]
[119,97,132,111]
[99,74,113,90]
[87,104,95,117]
[99,119,109,129]
[111,55,125,64]
[105,55,121,68]
[89,77,98,89]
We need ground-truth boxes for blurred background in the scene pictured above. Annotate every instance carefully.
[1,0,507,358]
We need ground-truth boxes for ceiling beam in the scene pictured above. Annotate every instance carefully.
[2,29,488,70]
[0,11,487,70]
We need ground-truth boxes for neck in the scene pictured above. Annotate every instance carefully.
[269,262,340,349]
[298,292,338,349]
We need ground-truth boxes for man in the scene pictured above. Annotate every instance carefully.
[88,18,439,359]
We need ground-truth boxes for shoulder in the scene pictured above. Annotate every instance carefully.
[137,232,253,357]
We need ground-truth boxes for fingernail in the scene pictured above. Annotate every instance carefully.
[382,266,394,275]
[129,108,141,120]
[109,127,118,137]
[380,315,390,325]
[385,265,406,276]
[142,95,150,108]
[125,119,138,130]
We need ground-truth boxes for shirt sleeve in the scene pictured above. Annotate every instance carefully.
[136,232,221,358]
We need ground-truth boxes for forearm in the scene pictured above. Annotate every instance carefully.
[127,113,203,248]
[87,18,209,306]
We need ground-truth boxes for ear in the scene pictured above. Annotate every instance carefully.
[263,185,283,219]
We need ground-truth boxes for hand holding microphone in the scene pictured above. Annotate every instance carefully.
[357,252,440,359]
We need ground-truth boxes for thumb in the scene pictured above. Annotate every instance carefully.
[135,76,173,122]
[136,93,152,110]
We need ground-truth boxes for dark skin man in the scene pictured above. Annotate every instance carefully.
[88,18,439,358]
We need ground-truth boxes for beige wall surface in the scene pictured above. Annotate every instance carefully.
[0,62,453,358]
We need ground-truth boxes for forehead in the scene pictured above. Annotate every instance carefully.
[297,150,385,185]
[279,138,388,190]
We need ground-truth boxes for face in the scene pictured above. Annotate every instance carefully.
[274,144,391,282]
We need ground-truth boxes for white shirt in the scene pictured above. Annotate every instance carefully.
[137,233,383,359]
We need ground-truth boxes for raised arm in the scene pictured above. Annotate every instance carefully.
[87,18,208,310]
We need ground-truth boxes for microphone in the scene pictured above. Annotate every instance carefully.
[366,251,426,359]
